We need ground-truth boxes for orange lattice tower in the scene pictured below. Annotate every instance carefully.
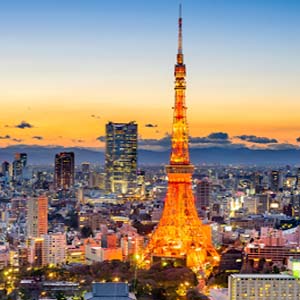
[144,6,219,274]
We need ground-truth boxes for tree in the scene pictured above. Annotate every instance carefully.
[18,288,31,300]
[152,287,166,300]
[135,263,198,300]
[80,226,93,238]
[273,265,280,274]
[66,211,78,229]
[187,289,210,300]
[55,291,67,300]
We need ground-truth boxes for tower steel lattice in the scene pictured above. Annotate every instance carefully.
[143,6,220,273]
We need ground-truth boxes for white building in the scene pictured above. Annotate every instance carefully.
[229,274,300,300]
[43,233,66,265]
[85,245,122,264]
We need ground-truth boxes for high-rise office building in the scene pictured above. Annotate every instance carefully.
[81,162,90,182]
[1,161,10,176]
[1,161,10,185]
[12,153,27,181]
[81,162,90,174]
[27,195,48,238]
[256,194,270,214]
[105,121,137,194]
[270,170,281,192]
[196,179,211,210]
[54,152,75,190]
[35,171,49,190]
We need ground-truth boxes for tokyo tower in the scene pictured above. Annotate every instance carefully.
[144,6,220,274]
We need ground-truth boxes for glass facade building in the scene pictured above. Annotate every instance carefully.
[105,121,137,194]
[54,152,75,190]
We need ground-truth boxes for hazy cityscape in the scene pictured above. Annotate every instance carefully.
[1,1,300,300]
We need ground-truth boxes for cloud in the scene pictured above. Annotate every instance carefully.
[139,132,233,150]
[139,134,171,148]
[91,114,101,119]
[188,132,231,146]
[207,132,229,140]
[12,138,23,143]
[0,135,11,139]
[237,135,278,144]
[72,139,84,143]
[96,136,105,142]
[190,142,246,149]
[32,136,43,140]
[189,137,231,145]
[145,123,158,128]
[15,121,33,129]
[266,143,299,150]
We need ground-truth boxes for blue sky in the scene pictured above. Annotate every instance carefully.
[1,0,300,148]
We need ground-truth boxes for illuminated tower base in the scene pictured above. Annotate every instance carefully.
[145,166,219,273]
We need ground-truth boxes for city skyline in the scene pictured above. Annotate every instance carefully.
[1,0,300,149]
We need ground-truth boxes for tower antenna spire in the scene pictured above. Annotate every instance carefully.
[178,3,183,55]
[179,3,182,18]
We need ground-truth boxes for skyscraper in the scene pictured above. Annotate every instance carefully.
[296,168,300,190]
[54,152,75,190]
[105,121,137,194]
[270,170,281,192]
[12,152,27,181]
[196,179,211,210]
[1,161,10,185]
[1,161,10,176]
[81,162,90,174]
[27,195,48,238]
[144,6,219,273]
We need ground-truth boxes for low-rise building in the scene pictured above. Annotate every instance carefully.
[85,244,122,264]
[229,274,300,300]
[84,282,136,300]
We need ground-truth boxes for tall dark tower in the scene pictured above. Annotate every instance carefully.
[144,6,219,274]
[12,153,27,181]
[105,121,138,194]
[270,170,280,192]
[54,152,75,190]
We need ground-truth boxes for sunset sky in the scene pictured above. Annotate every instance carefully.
[1,0,300,149]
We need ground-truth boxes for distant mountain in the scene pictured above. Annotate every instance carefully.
[0,145,300,166]
[0,145,103,165]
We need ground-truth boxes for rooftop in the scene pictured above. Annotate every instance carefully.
[84,282,136,300]
[231,274,294,279]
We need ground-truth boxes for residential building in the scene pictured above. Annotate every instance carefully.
[27,195,48,238]
[43,233,66,265]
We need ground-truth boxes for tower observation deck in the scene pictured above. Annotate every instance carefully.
[143,6,220,274]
